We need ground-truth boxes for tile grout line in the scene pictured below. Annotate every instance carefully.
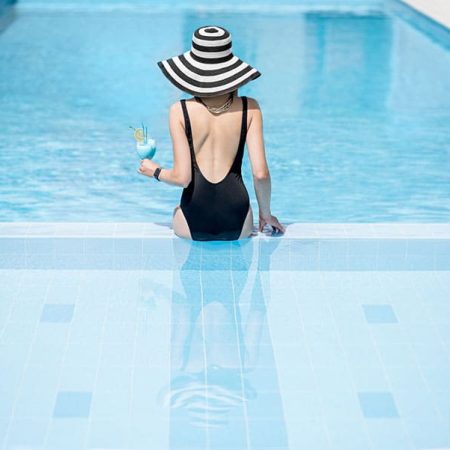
[0,268,26,342]
[127,266,142,449]
[40,270,84,448]
[257,239,297,447]
[229,240,253,450]
[324,272,377,450]
[198,243,211,448]
[409,269,450,423]
[368,270,420,449]
[0,270,56,450]
[81,275,114,449]
[287,268,334,450]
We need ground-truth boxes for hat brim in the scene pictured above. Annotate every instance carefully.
[157,50,261,98]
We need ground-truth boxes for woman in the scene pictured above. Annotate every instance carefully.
[138,25,285,241]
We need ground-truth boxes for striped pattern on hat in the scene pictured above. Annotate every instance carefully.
[157,25,261,98]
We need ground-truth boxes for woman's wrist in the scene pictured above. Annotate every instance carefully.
[259,210,271,219]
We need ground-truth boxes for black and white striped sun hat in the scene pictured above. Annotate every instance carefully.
[157,25,261,98]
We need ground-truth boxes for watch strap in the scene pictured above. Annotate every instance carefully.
[154,167,162,181]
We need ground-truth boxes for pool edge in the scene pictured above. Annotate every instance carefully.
[0,222,448,239]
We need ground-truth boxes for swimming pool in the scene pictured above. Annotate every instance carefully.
[1,1,450,449]
[1,223,450,450]
[0,1,450,222]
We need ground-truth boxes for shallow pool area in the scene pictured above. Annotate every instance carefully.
[1,2,450,222]
[1,223,450,450]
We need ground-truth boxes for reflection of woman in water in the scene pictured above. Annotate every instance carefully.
[158,238,264,431]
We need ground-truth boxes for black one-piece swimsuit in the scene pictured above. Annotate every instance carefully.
[179,96,250,241]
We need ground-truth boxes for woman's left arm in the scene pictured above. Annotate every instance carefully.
[137,102,192,188]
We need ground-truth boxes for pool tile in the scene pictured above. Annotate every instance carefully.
[326,418,372,450]
[315,365,354,393]
[249,418,289,447]
[28,327,69,366]
[53,238,83,253]
[87,418,130,449]
[4,418,48,449]
[14,365,60,418]
[404,418,450,449]
[358,391,399,418]
[285,419,329,450]
[322,390,363,421]
[352,365,390,391]
[385,365,428,393]
[363,304,398,324]
[421,365,450,392]
[40,304,75,323]
[365,418,410,450]
[53,391,92,418]
[1,320,36,343]
[168,419,208,447]
[280,390,321,420]
[208,417,248,448]
[83,237,114,253]
[376,342,417,368]
[247,391,285,419]
[394,388,440,420]
[45,417,89,450]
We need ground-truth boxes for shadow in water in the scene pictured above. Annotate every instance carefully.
[0,1,17,35]
[158,237,287,449]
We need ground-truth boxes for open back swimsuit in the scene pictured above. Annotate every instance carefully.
[179,96,250,241]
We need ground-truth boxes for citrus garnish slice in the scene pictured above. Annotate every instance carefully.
[134,128,145,143]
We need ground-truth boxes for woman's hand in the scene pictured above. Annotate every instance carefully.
[137,158,159,178]
[259,213,286,234]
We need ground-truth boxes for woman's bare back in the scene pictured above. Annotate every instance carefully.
[184,96,248,184]
[174,96,251,241]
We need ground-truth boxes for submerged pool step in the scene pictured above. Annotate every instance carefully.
[0,223,449,271]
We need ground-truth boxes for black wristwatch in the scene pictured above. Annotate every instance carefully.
[153,167,162,181]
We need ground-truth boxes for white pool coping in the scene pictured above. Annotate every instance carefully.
[399,0,450,30]
[0,223,448,239]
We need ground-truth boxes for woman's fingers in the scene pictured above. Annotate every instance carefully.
[272,217,286,233]
[260,215,285,234]
[259,215,283,233]
[275,221,286,233]
[258,218,266,232]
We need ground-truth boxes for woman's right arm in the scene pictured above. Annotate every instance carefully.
[246,98,285,233]
[161,102,192,187]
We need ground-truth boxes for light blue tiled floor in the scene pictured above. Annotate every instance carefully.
[1,234,450,449]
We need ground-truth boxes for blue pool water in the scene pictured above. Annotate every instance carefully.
[1,2,450,222]
[1,235,450,449]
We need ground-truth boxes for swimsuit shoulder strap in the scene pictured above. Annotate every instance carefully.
[231,95,248,172]
[240,96,248,147]
[180,99,198,168]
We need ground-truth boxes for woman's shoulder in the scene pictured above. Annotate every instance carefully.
[168,98,197,115]
[245,96,261,111]
[168,100,185,116]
